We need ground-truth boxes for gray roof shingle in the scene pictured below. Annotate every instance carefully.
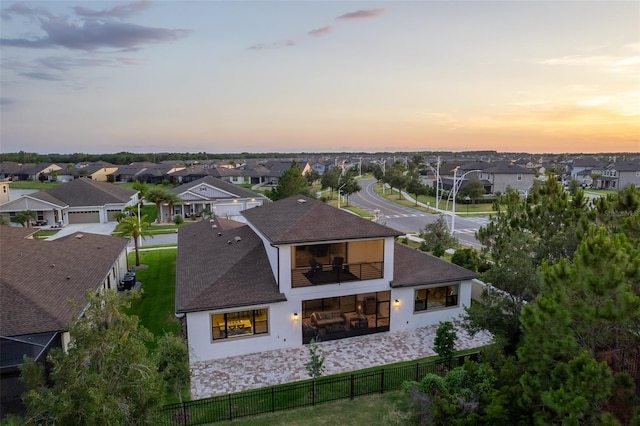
[242,195,402,244]
[0,226,129,337]
[30,178,136,207]
[176,218,286,312]
[392,243,477,287]
[170,176,265,200]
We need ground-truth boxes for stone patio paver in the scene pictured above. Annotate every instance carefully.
[190,325,492,399]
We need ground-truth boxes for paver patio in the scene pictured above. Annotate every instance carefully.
[190,324,493,399]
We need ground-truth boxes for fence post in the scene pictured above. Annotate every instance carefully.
[228,394,233,421]
[350,374,355,400]
[416,362,420,381]
[312,380,316,406]
[271,387,275,412]
[380,369,385,394]
[182,401,187,426]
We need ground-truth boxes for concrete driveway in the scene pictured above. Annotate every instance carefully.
[46,222,118,240]
[46,222,178,246]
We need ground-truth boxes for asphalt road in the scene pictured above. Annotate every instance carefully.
[349,178,488,249]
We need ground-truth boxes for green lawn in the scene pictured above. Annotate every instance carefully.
[219,391,411,426]
[8,180,59,190]
[374,183,497,215]
[125,249,180,344]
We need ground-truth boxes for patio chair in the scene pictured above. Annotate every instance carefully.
[332,256,344,271]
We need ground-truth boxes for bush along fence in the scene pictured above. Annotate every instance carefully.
[160,352,480,425]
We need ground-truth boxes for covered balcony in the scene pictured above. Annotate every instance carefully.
[291,240,385,288]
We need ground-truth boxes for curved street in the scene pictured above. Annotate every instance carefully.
[349,177,488,249]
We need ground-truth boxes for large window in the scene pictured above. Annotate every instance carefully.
[414,284,459,312]
[211,309,268,341]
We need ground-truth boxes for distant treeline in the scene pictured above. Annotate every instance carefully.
[0,151,338,165]
[2,150,635,166]
[0,150,466,165]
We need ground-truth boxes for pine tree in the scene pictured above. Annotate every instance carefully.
[271,161,311,200]
[518,227,640,424]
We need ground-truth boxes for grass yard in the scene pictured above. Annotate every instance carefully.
[8,180,59,190]
[125,248,180,344]
[220,391,411,426]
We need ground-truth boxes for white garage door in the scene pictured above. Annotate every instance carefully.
[215,204,243,217]
[68,211,100,224]
[107,210,121,222]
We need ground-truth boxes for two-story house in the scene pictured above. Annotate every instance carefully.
[591,161,640,190]
[175,196,477,364]
[477,162,535,194]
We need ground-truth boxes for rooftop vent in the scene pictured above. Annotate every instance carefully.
[76,234,84,239]
[296,199,306,204]
[234,236,242,242]
[227,240,232,245]
[218,232,222,236]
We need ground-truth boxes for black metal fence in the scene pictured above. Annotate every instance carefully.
[160,352,479,425]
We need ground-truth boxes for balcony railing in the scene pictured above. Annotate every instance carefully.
[291,261,384,288]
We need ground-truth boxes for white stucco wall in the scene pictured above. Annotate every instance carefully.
[186,301,301,362]
[388,279,473,332]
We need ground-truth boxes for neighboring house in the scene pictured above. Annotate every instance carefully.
[0,162,28,181]
[168,165,213,184]
[310,161,336,176]
[53,161,118,183]
[0,178,138,226]
[175,195,477,364]
[161,176,267,221]
[591,161,640,190]
[260,161,312,186]
[112,163,151,182]
[478,162,535,194]
[208,167,248,185]
[136,163,185,184]
[244,164,271,186]
[10,163,62,181]
[566,158,606,181]
[0,226,129,416]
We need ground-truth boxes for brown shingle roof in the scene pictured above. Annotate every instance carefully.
[0,226,129,337]
[31,178,136,207]
[391,243,477,287]
[242,195,402,244]
[175,218,286,312]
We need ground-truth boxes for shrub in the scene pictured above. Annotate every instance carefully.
[173,215,184,225]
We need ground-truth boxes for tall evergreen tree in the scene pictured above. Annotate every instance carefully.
[518,228,640,424]
[270,161,311,200]
[20,291,165,425]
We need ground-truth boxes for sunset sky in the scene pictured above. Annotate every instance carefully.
[1,1,638,154]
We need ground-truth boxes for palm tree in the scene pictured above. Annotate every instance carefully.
[164,192,181,223]
[113,215,153,266]
[21,210,37,228]
[145,187,170,223]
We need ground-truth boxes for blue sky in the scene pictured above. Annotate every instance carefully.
[1,0,638,154]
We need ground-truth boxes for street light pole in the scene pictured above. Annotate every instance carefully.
[451,168,458,234]
[337,183,346,209]
[450,168,481,235]
[420,156,441,211]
